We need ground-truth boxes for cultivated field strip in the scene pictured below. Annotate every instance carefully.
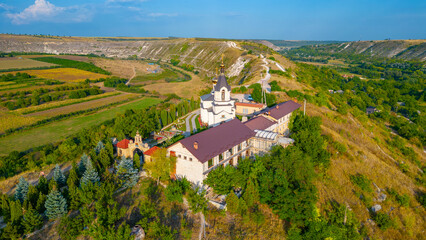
[14,92,119,115]
[26,93,138,118]
[0,58,57,70]
[0,111,37,134]
[3,68,108,82]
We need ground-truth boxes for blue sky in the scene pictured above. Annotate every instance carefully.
[0,0,425,40]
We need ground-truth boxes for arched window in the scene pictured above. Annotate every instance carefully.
[221,89,225,101]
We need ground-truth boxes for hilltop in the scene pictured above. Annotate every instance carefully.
[279,39,426,61]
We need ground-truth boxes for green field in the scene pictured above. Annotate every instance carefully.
[0,97,162,155]
[132,68,182,83]
[0,58,57,70]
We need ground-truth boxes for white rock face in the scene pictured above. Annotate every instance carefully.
[227,57,246,77]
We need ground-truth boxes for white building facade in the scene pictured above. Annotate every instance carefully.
[200,63,235,126]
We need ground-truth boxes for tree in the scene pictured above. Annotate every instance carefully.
[53,164,66,187]
[225,190,239,214]
[15,176,29,203]
[258,146,317,227]
[203,165,235,195]
[116,156,139,188]
[35,192,46,214]
[243,178,259,208]
[22,207,43,233]
[37,175,48,195]
[94,141,104,154]
[187,187,208,214]
[165,179,188,203]
[78,153,89,177]
[99,148,112,171]
[144,148,175,184]
[45,189,67,220]
[67,162,79,188]
[133,152,141,169]
[80,159,100,186]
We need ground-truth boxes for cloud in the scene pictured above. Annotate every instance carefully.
[6,0,91,25]
[0,3,13,10]
[148,13,178,17]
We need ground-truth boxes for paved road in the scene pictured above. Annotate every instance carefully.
[184,110,200,136]
[191,113,199,134]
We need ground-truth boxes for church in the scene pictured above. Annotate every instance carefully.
[168,57,302,185]
[200,60,235,126]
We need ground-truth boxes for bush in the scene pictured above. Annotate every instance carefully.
[372,212,394,230]
[350,174,372,192]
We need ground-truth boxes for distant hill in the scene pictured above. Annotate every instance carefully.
[261,40,346,50]
[283,39,426,61]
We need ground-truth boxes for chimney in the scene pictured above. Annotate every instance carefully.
[193,141,198,150]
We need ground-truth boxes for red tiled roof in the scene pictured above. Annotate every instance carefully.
[244,115,275,131]
[144,146,161,156]
[117,139,130,149]
[177,119,255,163]
[235,102,265,108]
[264,100,301,120]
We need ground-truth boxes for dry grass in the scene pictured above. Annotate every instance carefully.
[305,103,426,239]
[27,93,138,118]
[143,65,209,98]
[4,68,107,82]
[0,58,57,70]
[0,110,37,133]
[91,58,159,79]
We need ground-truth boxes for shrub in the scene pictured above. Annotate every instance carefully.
[372,212,394,230]
[350,174,372,192]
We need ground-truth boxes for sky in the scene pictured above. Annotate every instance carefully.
[0,0,425,41]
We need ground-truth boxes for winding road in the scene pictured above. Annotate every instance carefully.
[258,54,271,93]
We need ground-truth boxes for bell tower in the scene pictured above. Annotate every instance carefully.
[135,130,142,144]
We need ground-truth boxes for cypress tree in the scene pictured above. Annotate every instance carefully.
[37,175,48,195]
[53,164,66,187]
[45,189,67,220]
[9,200,23,223]
[27,185,39,209]
[22,206,43,233]
[68,185,81,211]
[1,194,10,221]
[80,159,100,186]
[116,156,139,188]
[14,177,29,203]
[35,192,46,214]
[78,153,89,177]
[242,179,259,208]
[67,162,79,188]
[133,152,140,169]
[99,148,112,170]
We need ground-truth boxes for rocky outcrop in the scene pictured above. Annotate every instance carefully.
[0,35,245,74]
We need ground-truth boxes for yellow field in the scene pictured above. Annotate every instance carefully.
[0,110,37,134]
[4,68,107,82]
[0,58,57,70]
[14,92,119,115]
